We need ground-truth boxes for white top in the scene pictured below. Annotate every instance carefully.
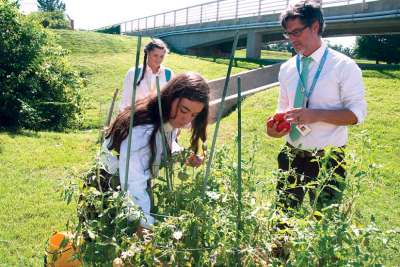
[278,42,367,150]
[119,64,174,111]
[102,123,181,228]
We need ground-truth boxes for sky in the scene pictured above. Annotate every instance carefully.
[19,0,356,48]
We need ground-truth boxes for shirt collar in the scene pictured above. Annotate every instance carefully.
[300,41,327,64]
[145,64,163,75]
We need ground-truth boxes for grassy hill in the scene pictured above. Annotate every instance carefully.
[51,30,250,129]
[0,30,399,265]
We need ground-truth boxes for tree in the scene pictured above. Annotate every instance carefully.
[328,43,354,58]
[37,0,65,12]
[28,10,70,29]
[355,35,400,64]
[0,0,84,130]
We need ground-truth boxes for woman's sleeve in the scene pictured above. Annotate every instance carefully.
[119,130,154,228]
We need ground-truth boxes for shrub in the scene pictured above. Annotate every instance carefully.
[0,0,84,130]
[28,11,71,29]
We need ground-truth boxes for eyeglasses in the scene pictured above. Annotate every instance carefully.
[283,25,309,39]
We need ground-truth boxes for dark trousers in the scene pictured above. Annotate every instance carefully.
[276,145,346,211]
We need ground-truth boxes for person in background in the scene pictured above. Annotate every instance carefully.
[104,72,209,231]
[266,0,367,211]
[119,39,174,111]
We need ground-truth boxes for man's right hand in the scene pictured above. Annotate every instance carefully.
[265,117,290,138]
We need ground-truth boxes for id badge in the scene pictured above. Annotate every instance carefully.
[296,124,312,136]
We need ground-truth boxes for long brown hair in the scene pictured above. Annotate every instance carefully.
[106,72,210,172]
[137,39,169,86]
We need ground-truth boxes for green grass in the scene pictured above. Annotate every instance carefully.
[1,30,399,265]
[0,130,97,266]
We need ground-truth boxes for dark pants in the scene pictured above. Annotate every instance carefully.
[276,145,346,211]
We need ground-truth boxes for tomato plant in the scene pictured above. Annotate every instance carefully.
[61,142,399,266]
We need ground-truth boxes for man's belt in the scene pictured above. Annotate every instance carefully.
[286,142,325,158]
[286,143,345,158]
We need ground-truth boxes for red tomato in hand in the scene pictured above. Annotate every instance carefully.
[267,112,289,131]
[273,113,285,122]
[276,120,291,132]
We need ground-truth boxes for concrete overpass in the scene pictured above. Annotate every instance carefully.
[96,0,400,120]
[108,0,400,59]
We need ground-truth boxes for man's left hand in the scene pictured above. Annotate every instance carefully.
[285,108,358,126]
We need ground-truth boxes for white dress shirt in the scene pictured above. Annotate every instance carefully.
[102,123,180,228]
[119,64,174,111]
[278,42,367,150]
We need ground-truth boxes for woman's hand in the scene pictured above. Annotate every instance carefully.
[185,153,204,167]
[136,226,152,239]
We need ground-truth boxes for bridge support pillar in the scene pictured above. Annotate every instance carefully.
[246,32,262,59]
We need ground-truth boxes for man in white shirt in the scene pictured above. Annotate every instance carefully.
[266,0,367,210]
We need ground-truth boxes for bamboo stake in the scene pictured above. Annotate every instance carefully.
[124,36,142,191]
[99,88,119,144]
[105,88,119,127]
[156,77,173,191]
[203,31,239,195]
[236,76,242,266]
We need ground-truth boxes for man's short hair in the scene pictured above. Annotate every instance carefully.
[280,0,325,35]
